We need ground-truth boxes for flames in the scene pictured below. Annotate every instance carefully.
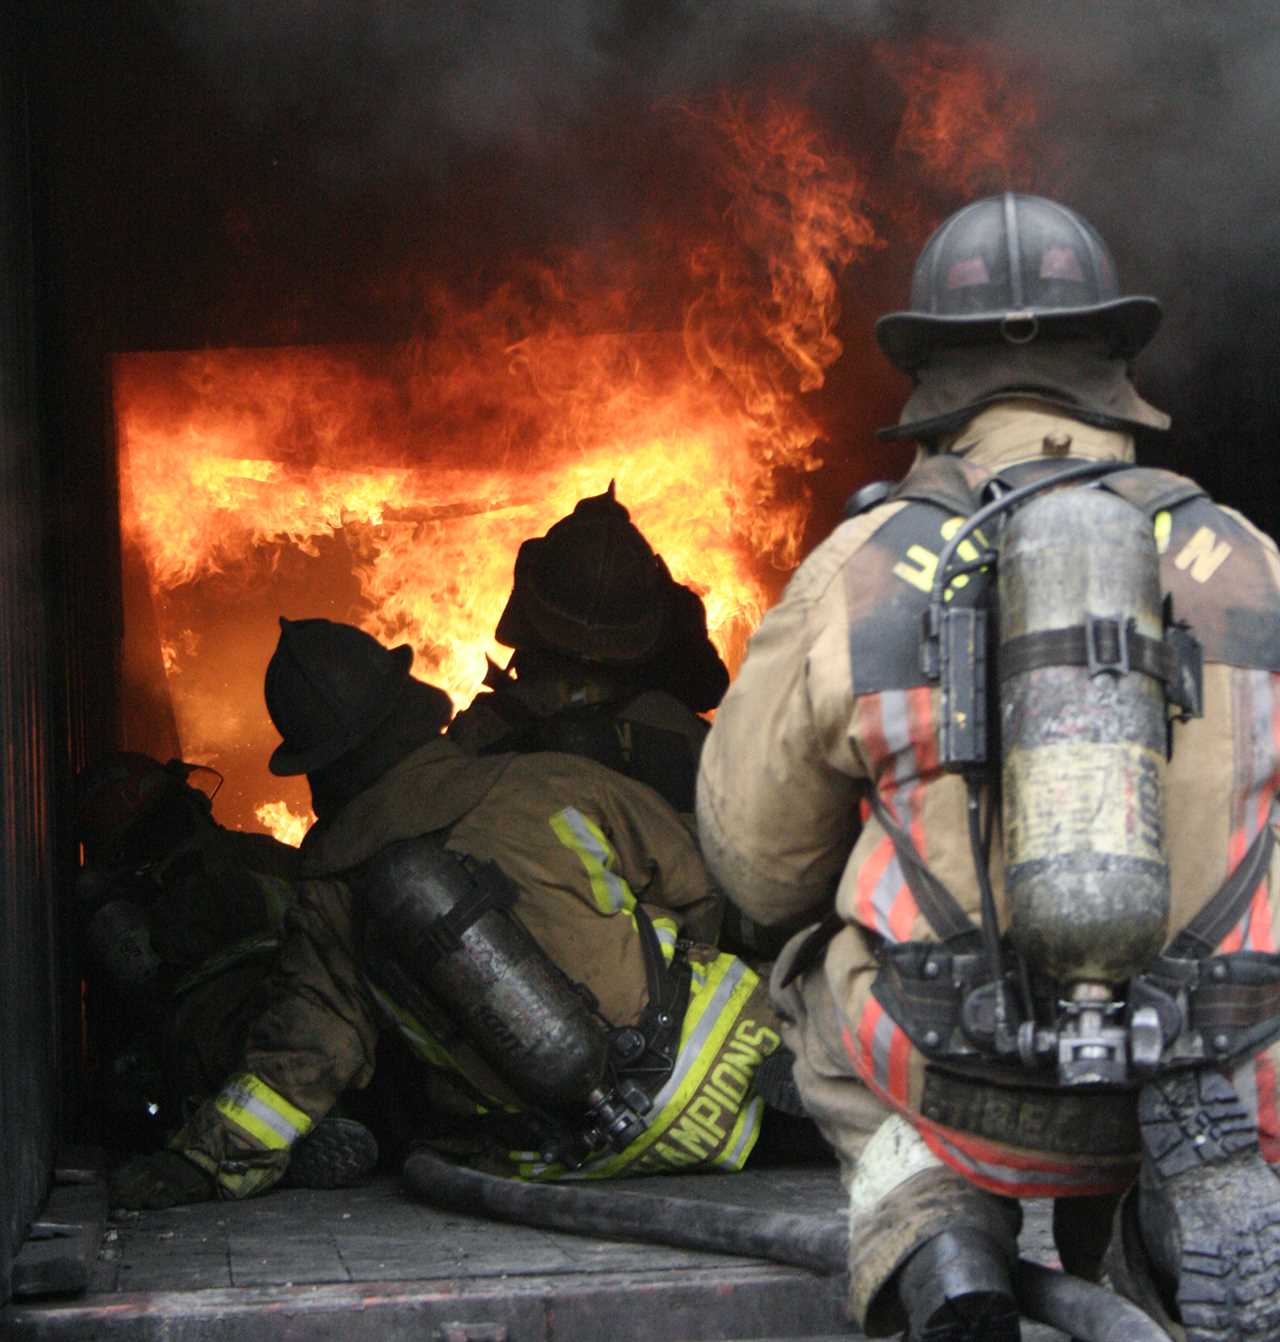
[254,801,314,849]
[878,39,1048,199]
[114,50,1043,845]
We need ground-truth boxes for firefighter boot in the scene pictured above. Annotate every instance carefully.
[283,1115,379,1189]
[849,1115,1021,1340]
[896,1227,1021,1342]
[1135,1067,1280,1342]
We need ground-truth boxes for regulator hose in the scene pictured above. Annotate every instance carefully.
[402,1148,1172,1342]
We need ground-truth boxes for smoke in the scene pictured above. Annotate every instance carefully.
[147,0,1280,504]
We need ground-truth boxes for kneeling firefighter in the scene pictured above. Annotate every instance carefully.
[698,192,1280,1341]
[112,617,784,1209]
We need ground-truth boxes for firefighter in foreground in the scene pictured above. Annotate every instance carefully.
[698,192,1280,1341]
[111,617,783,1209]
[79,753,379,1191]
[448,481,728,820]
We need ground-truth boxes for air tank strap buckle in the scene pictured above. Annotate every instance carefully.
[1084,613,1131,678]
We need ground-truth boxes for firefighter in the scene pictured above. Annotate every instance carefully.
[697,192,1280,1341]
[448,486,793,961]
[110,616,783,1210]
[79,752,380,1197]
[447,482,728,819]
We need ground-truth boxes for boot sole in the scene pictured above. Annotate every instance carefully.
[284,1116,379,1190]
[1139,1069,1280,1342]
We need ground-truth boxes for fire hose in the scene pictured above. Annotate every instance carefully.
[403,1147,1171,1342]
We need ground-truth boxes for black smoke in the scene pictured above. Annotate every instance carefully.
[44,0,1280,522]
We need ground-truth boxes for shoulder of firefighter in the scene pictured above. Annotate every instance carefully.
[450,678,709,818]
[700,398,1280,1196]
[166,738,782,1199]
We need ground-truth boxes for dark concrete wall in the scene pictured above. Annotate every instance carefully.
[0,8,61,1306]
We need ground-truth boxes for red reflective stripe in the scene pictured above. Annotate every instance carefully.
[853,999,880,1080]
[885,685,934,942]
[842,1018,1128,1196]
[857,837,896,934]
[886,1014,912,1105]
[1245,879,1276,954]
[1258,1052,1280,1166]
[906,684,939,777]
[917,1124,1130,1199]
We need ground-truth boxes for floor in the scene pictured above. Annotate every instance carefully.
[3,1164,1075,1342]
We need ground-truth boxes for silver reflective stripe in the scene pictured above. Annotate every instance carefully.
[556,806,630,911]
[869,1004,898,1095]
[928,1126,1109,1194]
[651,921,677,956]
[647,957,750,1114]
[717,1094,764,1170]
[870,690,915,940]
[222,1079,305,1147]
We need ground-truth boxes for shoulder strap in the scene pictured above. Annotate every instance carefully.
[862,784,981,947]
[1100,466,1205,518]
[1167,824,1276,959]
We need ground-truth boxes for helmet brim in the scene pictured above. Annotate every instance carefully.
[268,643,414,776]
[875,296,1163,373]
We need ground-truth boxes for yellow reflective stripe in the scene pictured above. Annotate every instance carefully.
[550,807,677,963]
[550,955,760,1180]
[213,1073,312,1151]
[181,1146,284,1201]
[650,915,678,965]
[366,982,517,1116]
[715,1093,764,1172]
[550,807,633,914]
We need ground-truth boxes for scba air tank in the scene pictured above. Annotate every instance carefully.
[999,486,1170,985]
[356,837,610,1111]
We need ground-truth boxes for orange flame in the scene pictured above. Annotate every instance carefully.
[114,66,1047,844]
[116,94,879,840]
[878,39,1043,196]
[254,801,315,849]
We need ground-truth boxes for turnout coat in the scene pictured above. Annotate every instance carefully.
[169,738,781,1197]
[697,402,1280,1198]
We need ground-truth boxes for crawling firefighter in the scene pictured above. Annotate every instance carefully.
[111,617,785,1210]
[698,193,1280,1341]
[78,752,380,1195]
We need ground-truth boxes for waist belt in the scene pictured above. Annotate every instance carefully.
[868,823,1280,1080]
